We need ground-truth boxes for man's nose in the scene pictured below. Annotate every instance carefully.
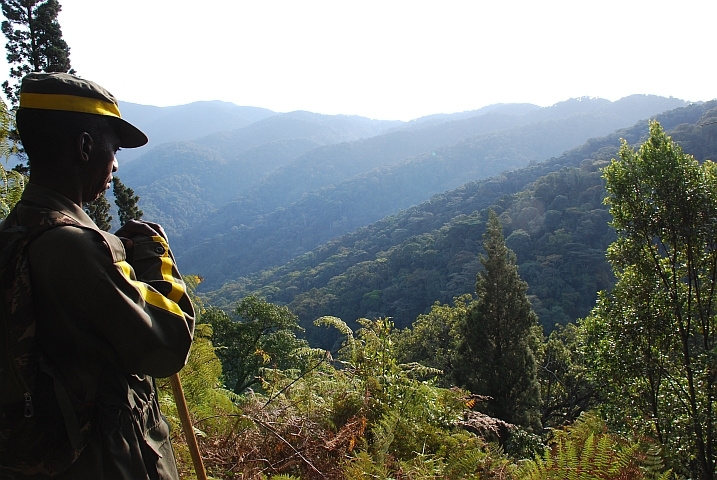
[112,158,119,172]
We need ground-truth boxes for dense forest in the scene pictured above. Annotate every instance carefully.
[207,101,717,346]
[118,95,684,273]
[177,98,685,288]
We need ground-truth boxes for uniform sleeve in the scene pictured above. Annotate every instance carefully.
[29,227,196,378]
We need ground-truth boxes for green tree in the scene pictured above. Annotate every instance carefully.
[583,121,717,479]
[454,210,542,431]
[537,323,596,428]
[0,0,73,106]
[84,192,111,231]
[1,0,73,169]
[205,296,309,394]
[395,294,472,385]
[112,176,143,225]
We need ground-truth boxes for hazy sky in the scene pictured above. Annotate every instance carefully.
[3,0,716,121]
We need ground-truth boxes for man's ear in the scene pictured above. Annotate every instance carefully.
[78,132,93,163]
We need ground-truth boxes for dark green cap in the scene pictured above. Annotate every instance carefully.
[19,72,148,148]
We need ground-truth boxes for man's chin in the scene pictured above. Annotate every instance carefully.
[86,190,104,203]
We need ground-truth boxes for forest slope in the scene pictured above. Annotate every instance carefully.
[179,96,686,287]
[119,112,402,235]
[205,101,717,348]
[123,96,682,245]
[117,101,277,161]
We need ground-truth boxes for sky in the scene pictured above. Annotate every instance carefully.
[2,0,716,121]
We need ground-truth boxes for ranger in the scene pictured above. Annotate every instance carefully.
[0,72,195,479]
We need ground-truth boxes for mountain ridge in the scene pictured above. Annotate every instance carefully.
[201,101,717,348]
[172,95,687,285]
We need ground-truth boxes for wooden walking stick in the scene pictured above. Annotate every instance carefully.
[170,373,208,480]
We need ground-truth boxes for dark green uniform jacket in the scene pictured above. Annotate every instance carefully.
[16,183,195,479]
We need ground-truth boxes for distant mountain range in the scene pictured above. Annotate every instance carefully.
[201,101,717,349]
[114,94,693,310]
[117,101,276,161]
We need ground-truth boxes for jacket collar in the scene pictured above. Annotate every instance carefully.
[20,182,101,231]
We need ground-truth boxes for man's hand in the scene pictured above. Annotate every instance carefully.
[116,220,168,250]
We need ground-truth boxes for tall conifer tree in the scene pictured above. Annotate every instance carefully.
[83,193,112,231]
[0,1,142,229]
[454,210,542,431]
[0,0,74,106]
[112,176,142,225]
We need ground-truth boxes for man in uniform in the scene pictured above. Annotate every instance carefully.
[2,72,195,479]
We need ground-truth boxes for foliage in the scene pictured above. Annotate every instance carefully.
[154,279,236,479]
[454,210,542,431]
[0,0,74,106]
[0,161,25,217]
[205,296,309,394]
[394,293,472,384]
[0,98,14,158]
[538,323,597,428]
[517,412,671,479]
[204,315,517,479]
[182,274,205,314]
[149,288,674,479]
[156,323,237,480]
[83,192,112,231]
[0,98,24,217]
[172,306,674,479]
[583,121,717,479]
[112,176,143,225]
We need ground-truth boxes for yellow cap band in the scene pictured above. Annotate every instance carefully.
[19,92,121,118]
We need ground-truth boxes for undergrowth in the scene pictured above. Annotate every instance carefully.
[160,317,672,479]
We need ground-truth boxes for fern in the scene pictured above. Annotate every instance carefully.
[0,163,25,218]
[399,361,443,378]
[640,445,673,480]
[398,452,445,479]
[371,410,399,459]
[342,450,392,479]
[445,448,486,478]
[292,346,331,361]
[315,315,354,338]
[518,412,665,480]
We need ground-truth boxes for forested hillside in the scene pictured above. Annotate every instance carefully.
[174,95,686,286]
[206,101,717,348]
[117,139,324,234]
[194,110,403,157]
[118,111,403,236]
[117,101,277,161]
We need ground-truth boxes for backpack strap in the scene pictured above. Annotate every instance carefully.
[2,204,82,390]
[1,203,92,455]
[37,358,85,451]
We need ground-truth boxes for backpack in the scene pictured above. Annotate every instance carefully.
[0,204,92,478]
